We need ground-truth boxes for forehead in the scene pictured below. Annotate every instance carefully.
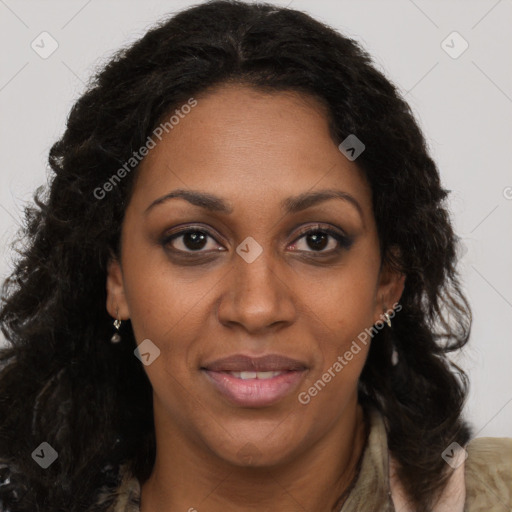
[128,84,372,217]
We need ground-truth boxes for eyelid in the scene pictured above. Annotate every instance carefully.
[293,223,348,239]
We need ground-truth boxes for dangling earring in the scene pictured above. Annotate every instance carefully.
[391,343,399,366]
[383,310,398,366]
[111,309,122,344]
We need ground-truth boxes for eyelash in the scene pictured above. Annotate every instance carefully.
[161,224,353,258]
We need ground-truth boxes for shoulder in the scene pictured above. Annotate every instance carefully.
[89,462,141,512]
[464,436,512,511]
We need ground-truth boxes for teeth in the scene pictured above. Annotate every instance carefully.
[227,371,283,380]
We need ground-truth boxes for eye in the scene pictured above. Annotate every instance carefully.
[162,227,222,253]
[161,224,353,256]
[289,225,353,254]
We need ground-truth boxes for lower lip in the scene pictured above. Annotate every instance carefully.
[202,369,307,407]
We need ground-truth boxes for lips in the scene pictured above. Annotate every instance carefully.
[201,354,308,372]
[201,354,308,407]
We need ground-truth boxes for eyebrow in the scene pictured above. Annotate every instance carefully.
[144,188,364,220]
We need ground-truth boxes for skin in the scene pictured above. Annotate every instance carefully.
[106,84,405,512]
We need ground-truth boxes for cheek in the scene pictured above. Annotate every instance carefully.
[119,232,189,337]
[297,278,373,417]
[121,259,199,406]
[120,246,215,378]
[301,261,379,338]
[295,254,378,395]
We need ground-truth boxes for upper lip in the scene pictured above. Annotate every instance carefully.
[201,354,308,372]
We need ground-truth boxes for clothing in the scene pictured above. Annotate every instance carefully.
[97,406,512,512]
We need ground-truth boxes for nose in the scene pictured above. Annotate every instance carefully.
[216,246,297,334]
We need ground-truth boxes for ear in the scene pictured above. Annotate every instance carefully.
[106,256,130,320]
[373,246,405,323]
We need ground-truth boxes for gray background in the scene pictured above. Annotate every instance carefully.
[1,0,511,437]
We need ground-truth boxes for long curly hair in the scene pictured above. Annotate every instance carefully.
[0,1,472,510]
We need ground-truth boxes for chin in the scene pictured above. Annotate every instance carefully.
[204,431,301,470]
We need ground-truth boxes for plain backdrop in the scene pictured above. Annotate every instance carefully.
[0,0,511,437]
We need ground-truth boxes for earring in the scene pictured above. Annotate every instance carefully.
[110,309,122,344]
[383,308,398,365]
[391,342,399,366]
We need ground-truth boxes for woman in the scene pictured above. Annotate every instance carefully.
[0,1,510,511]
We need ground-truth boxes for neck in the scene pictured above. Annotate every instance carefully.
[140,399,367,512]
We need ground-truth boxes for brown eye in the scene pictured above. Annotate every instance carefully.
[162,228,222,253]
[303,232,330,251]
[180,231,208,251]
[290,227,353,254]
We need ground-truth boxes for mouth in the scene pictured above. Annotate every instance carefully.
[202,369,308,407]
[201,354,309,408]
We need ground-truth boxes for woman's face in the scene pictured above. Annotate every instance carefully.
[107,84,404,467]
